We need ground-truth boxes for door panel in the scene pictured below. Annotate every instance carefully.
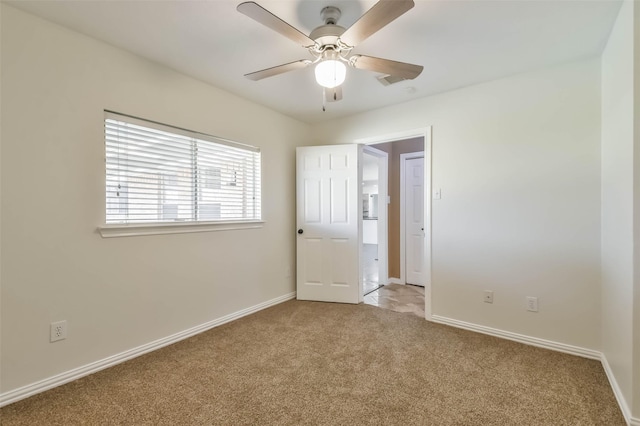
[330,153,349,169]
[330,238,350,286]
[304,179,322,223]
[302,238,323,285]
[405,157,425,286]
[330,178,349,223]
[296,144,361,303]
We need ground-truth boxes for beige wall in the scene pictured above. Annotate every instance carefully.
[601,1,640,417]
[313,58,602,350]
[3,3,638,421]
[371,138,424,280]
[0,5,311,394]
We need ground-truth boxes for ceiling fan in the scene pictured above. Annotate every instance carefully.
[237,0,423,104]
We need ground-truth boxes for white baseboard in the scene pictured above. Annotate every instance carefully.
[430,315,600,359]
[0,292,296,408]
[387,277,403,285]
[600,353,638,426]
[4,298,637,425]
[431,315,640,424]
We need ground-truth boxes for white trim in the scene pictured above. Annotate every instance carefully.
[601,353,638,426]
[0,291,296,408]
[358,145,364,303]
[98,220,264,238]
[355,128,429,145]
[432,315,637,423]
[423,127,433,319]
[354,127,433,320]
[362,145,389,291]
[430,315,601,359]
[361,145,388,157]
[387,277,404,285]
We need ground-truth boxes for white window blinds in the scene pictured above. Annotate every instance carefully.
[105,112,261,225]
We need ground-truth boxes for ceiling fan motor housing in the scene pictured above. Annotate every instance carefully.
[309,25,346,47]
[309,6,348,50]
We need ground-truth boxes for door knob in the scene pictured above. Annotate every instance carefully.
[297,229,304,234]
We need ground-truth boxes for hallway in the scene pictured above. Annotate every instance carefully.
[363,284,425,318]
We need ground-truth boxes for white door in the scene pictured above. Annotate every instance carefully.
[296,144,361,303]
[405,157,425,286]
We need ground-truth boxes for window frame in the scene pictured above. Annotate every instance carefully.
[98,111,263,238]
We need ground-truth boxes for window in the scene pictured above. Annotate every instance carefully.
[104,112,261,226]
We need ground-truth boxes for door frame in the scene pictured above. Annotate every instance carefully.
[355,127,433,320]
[361,145,389,294]
[400,152,425,287]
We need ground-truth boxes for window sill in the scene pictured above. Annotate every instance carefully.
[98,220,264,238]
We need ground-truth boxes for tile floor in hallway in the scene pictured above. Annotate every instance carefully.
[362,243,381,294]
[363,283,425,318]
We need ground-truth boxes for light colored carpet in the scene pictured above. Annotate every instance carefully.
[0,300,625,425]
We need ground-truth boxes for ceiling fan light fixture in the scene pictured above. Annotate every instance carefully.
[315,59,346,88]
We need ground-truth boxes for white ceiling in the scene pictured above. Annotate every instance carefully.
[6,0,622,124]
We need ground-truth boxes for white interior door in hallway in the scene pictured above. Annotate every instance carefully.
[296,144,361,304]
[404,155,425,286]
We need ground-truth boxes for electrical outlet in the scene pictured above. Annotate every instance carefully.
[50,320,67,342]
[526,297,538,312]
[483,290,493,304]
[285,265,292,278]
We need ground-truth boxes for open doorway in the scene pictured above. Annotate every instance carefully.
[361,147,388,296]
[357,128,432,319]
[294,129,431,315]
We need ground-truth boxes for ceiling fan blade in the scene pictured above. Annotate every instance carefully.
[351,55,423,80]
[237,2,315,47]
[325,86,343,103]
[340,0,414,47]
[244,60,311,81]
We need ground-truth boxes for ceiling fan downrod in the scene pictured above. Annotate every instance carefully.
[320,6,341,25]
[308,6,352,60]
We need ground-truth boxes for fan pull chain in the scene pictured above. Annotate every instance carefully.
[322,88,326,112]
